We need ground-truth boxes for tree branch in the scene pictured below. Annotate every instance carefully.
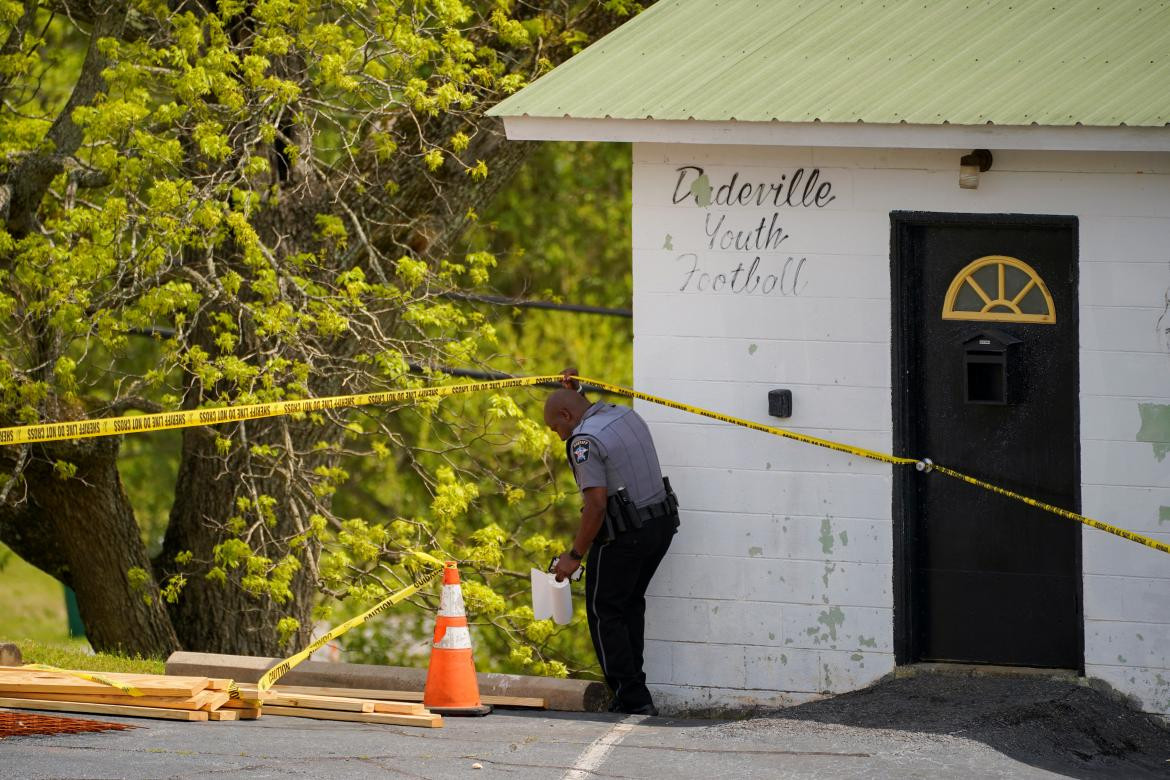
[3,1,127,234]
[0,1,40,101]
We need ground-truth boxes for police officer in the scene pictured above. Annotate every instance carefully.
[545,374,679,716]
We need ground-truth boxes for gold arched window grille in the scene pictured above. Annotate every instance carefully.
[941,255,1056,324]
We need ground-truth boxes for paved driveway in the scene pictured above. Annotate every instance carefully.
[3,675,1168,779]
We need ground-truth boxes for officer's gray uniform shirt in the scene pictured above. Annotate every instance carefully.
[568,402,666,507]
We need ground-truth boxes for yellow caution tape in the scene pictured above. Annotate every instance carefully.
[0,369,1161,620]
[7,373,1152,690]
[930,464,1170,556]
[256,551,445,692]
[19,663,144,696]
[572,376,918,467]
[569,375,1169,559]
[0,376,565,447]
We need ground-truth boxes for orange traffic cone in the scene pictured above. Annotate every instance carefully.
[423,561,492,716]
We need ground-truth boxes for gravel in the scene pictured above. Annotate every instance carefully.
[706,673,1170,778]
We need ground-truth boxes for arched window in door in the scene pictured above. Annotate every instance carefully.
[941,255,1056,324]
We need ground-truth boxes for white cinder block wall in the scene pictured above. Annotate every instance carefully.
[632,142,1170,715]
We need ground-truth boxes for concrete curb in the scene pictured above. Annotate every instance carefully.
[164,652,609,712]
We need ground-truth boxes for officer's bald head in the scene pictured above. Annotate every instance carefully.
[544,388,591,441]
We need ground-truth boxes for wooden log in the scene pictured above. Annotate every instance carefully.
[207,710,238,721]
[0,696,209,721]
[261,705,442,729]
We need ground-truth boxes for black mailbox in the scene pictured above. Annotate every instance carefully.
[963,330,1020,405]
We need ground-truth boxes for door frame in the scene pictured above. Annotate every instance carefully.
[889,211,1084,669]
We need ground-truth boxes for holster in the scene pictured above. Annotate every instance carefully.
[606,487,641,535]
[663,476,679,514]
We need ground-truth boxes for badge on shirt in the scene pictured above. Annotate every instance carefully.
[572,440,590,464]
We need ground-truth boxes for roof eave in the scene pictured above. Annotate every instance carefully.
[498,116,1170,153]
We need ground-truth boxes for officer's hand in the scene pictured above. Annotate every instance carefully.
[553,553,581,582]
[560,367,580,391]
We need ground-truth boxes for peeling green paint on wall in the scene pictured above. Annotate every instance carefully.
[817,606,845,642]
[691,173,712,207]
[663,234,673,250]
[1160,506,1170,525]
[1136,402,1170,461]
[748,546,764,557]
[820,517,834,554]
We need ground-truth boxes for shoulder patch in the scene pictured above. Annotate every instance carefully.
[572,439,590,464]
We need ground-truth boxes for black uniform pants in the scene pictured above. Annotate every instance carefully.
[584,512,678,712]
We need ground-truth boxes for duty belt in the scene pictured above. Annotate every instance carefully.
[602,477,679,540]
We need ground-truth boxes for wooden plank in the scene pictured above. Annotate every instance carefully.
[262,705,442,729]
[234,684,424,714]
[232,708,262,720]
[205,678,234,691]
[0,697,209,721]
[268,684,545,709]
[199,691,231,711]
[0,669,209,698]
[221,697,266,710]
[8,690,208,711]
[255,693,375,713]
[207,709,238,721]
[370,701,427,716]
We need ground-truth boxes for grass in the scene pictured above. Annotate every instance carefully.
[17,639,165,675]
[1,544,165,675]
[0,544,74,644]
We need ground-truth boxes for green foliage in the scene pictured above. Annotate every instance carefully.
[331,140,634,678]
[0,0,642,671]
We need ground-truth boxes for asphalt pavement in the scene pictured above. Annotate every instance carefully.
[3,674,1169,779]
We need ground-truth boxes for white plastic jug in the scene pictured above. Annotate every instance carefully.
[530,568,573,625]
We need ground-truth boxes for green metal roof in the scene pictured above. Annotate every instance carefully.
[488,0,1170,127]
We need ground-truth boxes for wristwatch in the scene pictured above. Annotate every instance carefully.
[568,548,584,561]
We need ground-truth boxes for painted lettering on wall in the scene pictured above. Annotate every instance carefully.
[678,254,806,295]
[672,166,835,209]
[666,165,835,296]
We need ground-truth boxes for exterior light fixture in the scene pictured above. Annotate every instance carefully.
[959,149,994,189]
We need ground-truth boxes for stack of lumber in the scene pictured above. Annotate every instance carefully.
[227,684,443,728]
[0,668,454,729]
[0,667,244,722]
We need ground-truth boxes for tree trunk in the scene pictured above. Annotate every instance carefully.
[159,421,322,655]
[0,437,179,656]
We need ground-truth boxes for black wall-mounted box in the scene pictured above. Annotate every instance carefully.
[768,389,792,418]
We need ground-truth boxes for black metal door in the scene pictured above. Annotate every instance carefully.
[892,213,1082,669]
